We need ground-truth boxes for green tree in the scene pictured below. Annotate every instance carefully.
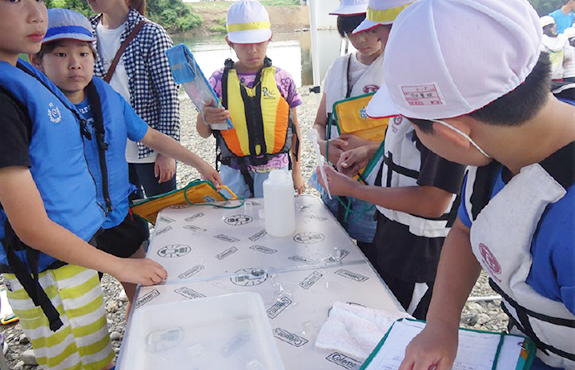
[528,0,563,16]
[45,0,202,33]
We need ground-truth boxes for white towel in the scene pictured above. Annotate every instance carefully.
[315,301,412,360]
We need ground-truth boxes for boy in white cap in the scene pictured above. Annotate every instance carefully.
[31,8,221,316]
[541,15,572,81]
[197,0,304,198]
[312,0,384,264]
[358,0,575,369]
[317,0,466,319]
[563,27,575,81]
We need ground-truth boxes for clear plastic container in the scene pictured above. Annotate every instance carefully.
[263,170,296,237]
[118,293,285,370]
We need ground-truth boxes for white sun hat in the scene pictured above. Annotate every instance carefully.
[540,15,556,28]
[329,0,369,16]
[352,0,416,34]
[564,27,575,39]
[366,0,542,120]
[43,8,96,44]
[226,0,272,44]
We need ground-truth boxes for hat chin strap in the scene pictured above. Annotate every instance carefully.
[432,119,491,159]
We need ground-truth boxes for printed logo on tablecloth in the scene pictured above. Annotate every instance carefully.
[185,213,205,222]
[326,353,361,369]
[250,245,278,254]
[174,287,205,300]
[155,226,172,236]
[249,229,267,241]
[158,216,176,224]
[300,271,323,290]
[224,214,253,226]
[293,232,325,244]
[136,289,160,308]
[214,234,240,243]
[273,328,308,347]
[289,255,319,265]
[303,215,328,222]
[182,225,207,234]
[157,244,192,258]
[216,246,239,260]
[327,249,350,263]
[267,297,292,319]
[246,200,261,206]
[335,269,369,282]
[231,268,268,286]
[178,265,205,279]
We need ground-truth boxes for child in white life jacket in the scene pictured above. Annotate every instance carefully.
[197,0,304,198]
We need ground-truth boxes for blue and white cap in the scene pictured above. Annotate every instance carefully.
[43,8,96,45]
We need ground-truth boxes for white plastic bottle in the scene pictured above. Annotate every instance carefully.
[263,170,296,237]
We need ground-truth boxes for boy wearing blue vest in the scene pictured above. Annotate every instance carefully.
[360,1,573,370]
[0,1,167,369]
[30,8,222,309]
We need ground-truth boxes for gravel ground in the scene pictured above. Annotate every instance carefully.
[0,87,506,369]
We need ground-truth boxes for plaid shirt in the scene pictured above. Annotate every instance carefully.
[91,10,180,159]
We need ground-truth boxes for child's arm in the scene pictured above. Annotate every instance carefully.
[196,100,230,139]
[312,93,348,164]
[290,107,305,194]
[317,165,456,218]
[398,218,481,370]
[140,128,222,187]
[0,167,168,285]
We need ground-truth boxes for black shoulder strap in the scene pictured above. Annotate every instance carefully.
[469,161,501,221]
[221,58,235,109]
[85,82,112,214]
[345,53,353,99]
[539,141,575,190]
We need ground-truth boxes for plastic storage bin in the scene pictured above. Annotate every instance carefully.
[118,292,285,370]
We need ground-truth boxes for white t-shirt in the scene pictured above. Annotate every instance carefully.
[97,21,156,164]
[323,52,370,99]
[565,45,575,79]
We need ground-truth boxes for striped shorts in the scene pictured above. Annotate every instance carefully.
[3,265,114,370]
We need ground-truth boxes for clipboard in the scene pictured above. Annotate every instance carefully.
[166,44,233,131]
[360,318,536,370]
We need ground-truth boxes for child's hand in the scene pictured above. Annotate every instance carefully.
[198,161,222,188]
[338,133,371,152]
[292,172,306,194]
[112,258,167,286]
[316,165,358,196]
[203,100,230,125]
[324,138,349,165]
[337,146,371,177]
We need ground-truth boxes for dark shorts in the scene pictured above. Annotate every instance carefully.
[95,212,148,258]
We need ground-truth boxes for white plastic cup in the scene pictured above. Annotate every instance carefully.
[263,170,296,237]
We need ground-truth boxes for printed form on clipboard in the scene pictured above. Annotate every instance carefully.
[360,319,536,370]
[166,44,233,131]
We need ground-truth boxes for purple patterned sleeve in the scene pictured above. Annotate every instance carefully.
[275,68,302,108]
[209,68,225,100]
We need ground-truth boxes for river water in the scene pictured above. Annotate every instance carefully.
[172,30,349,88]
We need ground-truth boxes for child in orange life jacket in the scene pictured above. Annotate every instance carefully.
[197,0,304,199]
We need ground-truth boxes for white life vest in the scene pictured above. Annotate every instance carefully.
[375,116,458,238]
[324,52,385,139]
[466,144,575,370]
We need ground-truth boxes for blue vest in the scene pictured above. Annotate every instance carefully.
[0,60,104,273]
[83,77,140,229]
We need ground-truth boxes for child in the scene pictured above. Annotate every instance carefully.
[30,8,222,310]
[317,0,467,320]
[541,16,572,81]
[366,1,574,369]
[0,1,166,369]
[197,0,304,198]
[563,27,575,82]
[312,0,383,262]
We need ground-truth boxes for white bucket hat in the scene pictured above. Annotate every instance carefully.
[540,15,556,28]
[352,0,416,34]
[366,0,542,120]
[329,0,369,16]
[227,0,272,44]
[564,27,575,39]
[43,8,96,44]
